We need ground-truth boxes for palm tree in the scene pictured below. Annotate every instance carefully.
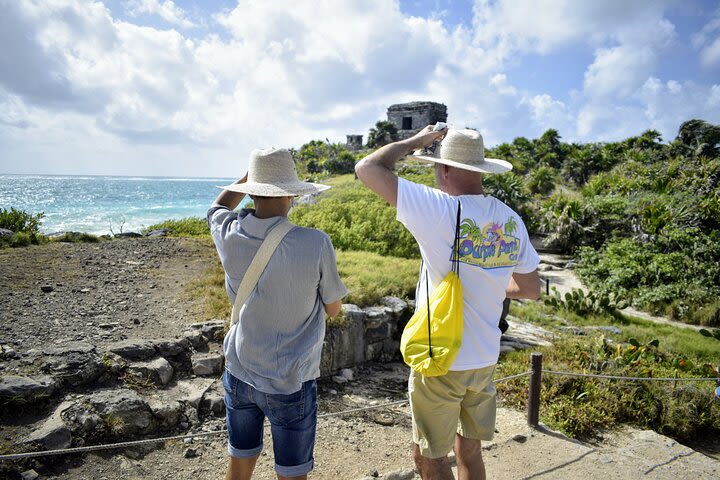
[367,121,398,148]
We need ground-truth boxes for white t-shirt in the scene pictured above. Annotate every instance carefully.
[397,178,540,370]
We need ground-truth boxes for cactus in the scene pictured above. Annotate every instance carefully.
[544,287,628,315]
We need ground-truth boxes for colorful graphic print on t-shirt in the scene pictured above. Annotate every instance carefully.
[453,215,521,269]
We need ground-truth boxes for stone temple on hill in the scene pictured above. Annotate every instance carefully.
[387,101,448,139]
[346,101,448,149]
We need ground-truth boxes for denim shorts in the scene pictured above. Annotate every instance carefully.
[222,370,317,477]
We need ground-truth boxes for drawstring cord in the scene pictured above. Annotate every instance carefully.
[426,200,462,358]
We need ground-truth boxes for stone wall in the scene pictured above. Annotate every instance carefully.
[320,297,412,376]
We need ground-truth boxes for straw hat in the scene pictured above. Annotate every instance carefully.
[410,128,512,174]
[219,148,330,197]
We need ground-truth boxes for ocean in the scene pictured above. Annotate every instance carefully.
[0,175,242,235]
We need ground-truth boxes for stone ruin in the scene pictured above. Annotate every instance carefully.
[387,101,447,140]
[345,134,363,151]
[345,101,448,149]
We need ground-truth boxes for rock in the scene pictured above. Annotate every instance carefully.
[40,344,106,387]
[384,470,415,480]
[537,264,555,271]
[0,375,58,404]
[182,330,207,350]
[145,228,170,237]
[149,400,183,429]
[108,340,157,360]
[127,357,174,386]
[512,434,528,443]
[154,338,191,358]
[373,414,395,426]
[41,285,54,293]
[0,227,14,238]
[380,296,408,316]
[586,326,622,335]
[21,470,39,480]
[332,375,348,384]
[191,320,226,342]
[184,447,198,458]
[22,402,74,450]
[339,368,354,381]
[201,392,225,416]
[192,353,224,376]
[78,388,154,436]
[320,306,366,376]
[114,232,142,238]
[363,306,396,343]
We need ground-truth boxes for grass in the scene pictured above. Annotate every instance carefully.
[144,217,210,237]
[185,249,421,327]
[336,250,419,306]
[497,300,720,442]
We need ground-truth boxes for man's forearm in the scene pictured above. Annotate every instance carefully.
[361,139,415,170]
[214,174,248,210]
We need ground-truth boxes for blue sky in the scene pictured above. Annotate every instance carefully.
[1,0,719,177]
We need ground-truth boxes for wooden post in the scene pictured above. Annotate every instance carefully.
[545,278,550,296]
[527,352,543,428]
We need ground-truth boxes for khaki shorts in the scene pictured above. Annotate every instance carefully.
[409,365,497,459]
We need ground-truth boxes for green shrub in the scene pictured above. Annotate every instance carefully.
[0,207,44,236]
[51,232,101,243]
[9,232,32,247]
[143,217,209,237]
[526,166,556,195]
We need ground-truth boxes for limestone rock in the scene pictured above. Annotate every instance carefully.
[149,400,183,429]
[107,340,157,360]
[182,330,207,350]
[191,320,226,342]
[0,375,58,404]
[22,401,74,450]
[127,357,174,386]
[192,353,224,376]
[40,343,105,387]
[364,306,396,343]
[79,388,154,436]
[384,470,415,480]
[153,338,191,358]
[0,227,14,238]
[145,228,170,237]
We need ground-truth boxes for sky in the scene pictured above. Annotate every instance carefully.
[1,0,719,178]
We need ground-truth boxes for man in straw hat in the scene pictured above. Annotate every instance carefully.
[208,147,347,480]
[356,126,541,480]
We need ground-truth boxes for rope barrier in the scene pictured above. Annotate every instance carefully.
[494,371,532,383]
[542,370,719,382]
[1,368,714,462]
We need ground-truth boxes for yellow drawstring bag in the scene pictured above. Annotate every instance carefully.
[400,201,463,377]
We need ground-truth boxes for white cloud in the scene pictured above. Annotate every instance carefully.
[125,0,194,29]
[692,7,720,67]
[0,0,718,176]
[583,45,657,98]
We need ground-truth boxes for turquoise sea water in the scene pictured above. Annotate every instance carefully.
[0,175,238,235]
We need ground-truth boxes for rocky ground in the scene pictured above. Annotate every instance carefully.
[1,238,718,479]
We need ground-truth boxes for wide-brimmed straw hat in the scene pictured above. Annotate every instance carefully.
[218,148,330,197]
[410,128,512,174]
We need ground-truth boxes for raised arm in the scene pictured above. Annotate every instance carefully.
[355,126,446,206]
[213,173,248,209]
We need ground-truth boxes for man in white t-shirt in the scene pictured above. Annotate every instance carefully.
[355,126,541,480]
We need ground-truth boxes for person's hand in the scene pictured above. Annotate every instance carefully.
[406,124,448,151]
